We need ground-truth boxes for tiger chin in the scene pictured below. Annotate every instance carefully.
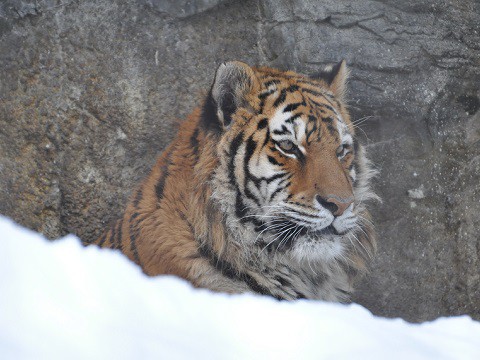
[87,60,379,302]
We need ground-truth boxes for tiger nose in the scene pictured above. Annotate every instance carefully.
[315,194,354,216]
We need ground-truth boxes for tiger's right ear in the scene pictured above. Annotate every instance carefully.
[311,60,349,102]
[210,61,258,128]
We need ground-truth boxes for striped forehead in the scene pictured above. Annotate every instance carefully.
[258,81,304,142]
[255,73,350,145]
[269,106,306,143]
[265,91,341,145]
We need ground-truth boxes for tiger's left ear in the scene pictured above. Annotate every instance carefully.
[211,61,259,128]
[314,60,349,101]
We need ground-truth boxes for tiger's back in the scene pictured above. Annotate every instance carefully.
[86,61,378,300]
[90,114,215,280]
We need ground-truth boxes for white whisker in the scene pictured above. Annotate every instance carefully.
[261,223,295,253]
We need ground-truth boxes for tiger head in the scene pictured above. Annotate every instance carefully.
[204,61,376,264]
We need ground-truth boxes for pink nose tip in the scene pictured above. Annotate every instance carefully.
[315,195,354,216]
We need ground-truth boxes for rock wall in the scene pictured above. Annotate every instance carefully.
[0,0,478,322]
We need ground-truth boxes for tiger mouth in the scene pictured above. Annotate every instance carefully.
[270,219,341,238]
[257,220,342,252]
[282,221,339,237]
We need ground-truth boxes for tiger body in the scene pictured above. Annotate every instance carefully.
[88,61,377,301]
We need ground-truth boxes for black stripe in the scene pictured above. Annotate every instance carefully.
[243,136,263,207]
[199,244,238,279]
[275,275,292,287]
[285,113,302,124]
[156,151,173,201]
[228,132,244,187]
[302,87,336,108]
[257,118,268,129]
[267,155,283,166]
[177,208,195,235]
[269,183,288,201]
[258,100,266,114]
[249,172,288,189]
[261,127,270,149]
[273,125,292,135]
[109,221,116,246]
[270,84,300,110]
[294,291,307,300]
[309,98,336,113]
[243,275,283,300]
[306,115,318,144]
[261,172,288,184]
[273,88,287,108]
[301,87,325,98]
[98,232,107,247]
[296,78,322,87]
[285,210,320,220]
[327,124,338,137]
[243,136,257,172]
[198,243,283,300]
[289,201,316,210]
[283,101,305,113]
[133,188,143,208]
[258,88,277,113]
[116,219,123,250]
[243,136,286,191]
[244,183,262,207]
[335,287,351,296]
[276,275,307,298]
[129,212,142,266]
[263,79,281,87]
[259,89,275,101]
[286,84,299,92]
[228,132,263,224]
[276,174,293,191]
[235,191,249,222]
[296,148,306,162]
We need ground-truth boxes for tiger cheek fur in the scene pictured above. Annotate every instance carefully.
[87,60,378,302]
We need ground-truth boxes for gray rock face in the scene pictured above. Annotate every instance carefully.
[0,0,478,322]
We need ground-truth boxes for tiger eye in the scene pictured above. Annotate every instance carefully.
[336,145,346,156]
[279,140,295,152]
[336,144,352,158]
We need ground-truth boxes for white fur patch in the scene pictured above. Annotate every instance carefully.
[336,120,351,146]
[292,237,345,263]
[270,109,295,137]
[332,204,357,234]
[250,152,278,179]
[270,108,306,154]
[350,168,357,182]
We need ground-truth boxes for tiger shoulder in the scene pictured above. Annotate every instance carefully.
[86,60,379,301]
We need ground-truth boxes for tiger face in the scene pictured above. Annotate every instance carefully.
[207,61,372,263]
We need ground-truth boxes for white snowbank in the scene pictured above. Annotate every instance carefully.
[0,216,479,360]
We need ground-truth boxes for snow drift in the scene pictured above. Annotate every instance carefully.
[0,216,478,359]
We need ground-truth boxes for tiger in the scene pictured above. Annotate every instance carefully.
[85,60,378,301]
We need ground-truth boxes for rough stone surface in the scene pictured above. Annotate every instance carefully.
[0,0,478,322]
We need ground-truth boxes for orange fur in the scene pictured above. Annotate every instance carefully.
[86,62,377,300]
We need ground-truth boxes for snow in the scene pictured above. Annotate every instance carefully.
[0,216,479,360]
